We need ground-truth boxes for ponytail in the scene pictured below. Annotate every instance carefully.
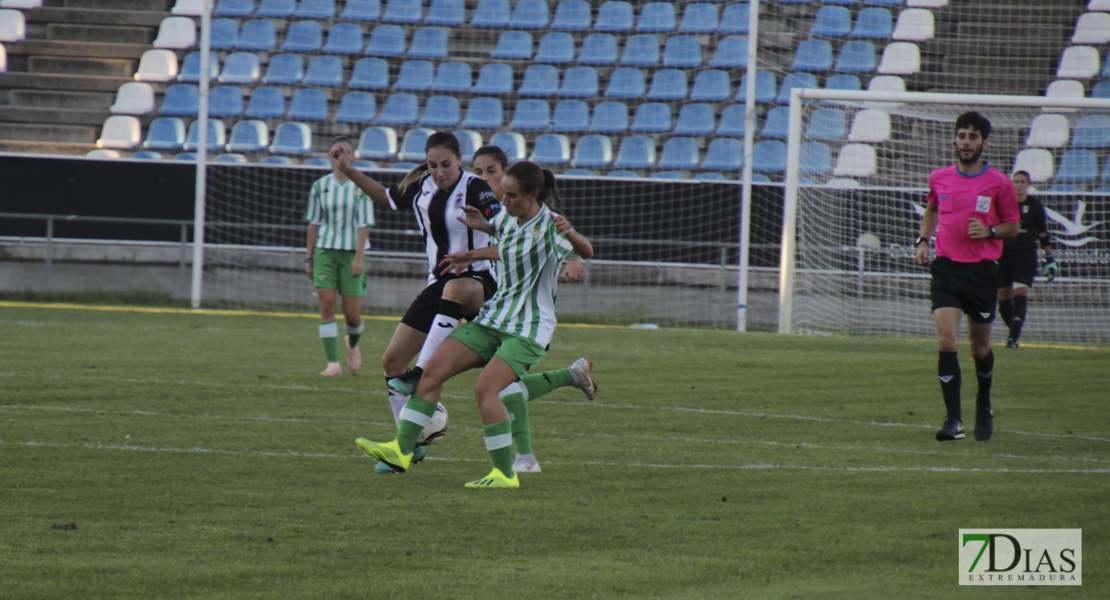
[399,163,430,194]
[504,161,561,209]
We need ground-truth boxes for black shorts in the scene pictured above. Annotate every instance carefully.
[996,250,1037,289]
[400,270,497,333]
[930,257,998,324]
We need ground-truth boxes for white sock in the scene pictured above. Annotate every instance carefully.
[388,392,410,427]
[415,314,459,370]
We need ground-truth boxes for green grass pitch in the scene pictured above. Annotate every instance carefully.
[1,302,1106,599]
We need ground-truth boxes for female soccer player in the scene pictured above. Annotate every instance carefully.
[357,161,595,488]
[304,136,377,376]
[996,170,1058,348]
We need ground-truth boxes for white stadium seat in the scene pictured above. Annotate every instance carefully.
[865,75,905,108]
[1043,79,1085,112]
[1025,114,1070,148]
[1071,12,1110,45]
[134,49,179,82]
[170,0,205,16]
[1056,46,1100,79]
[826,177,861,188]
[86,149,122,159]
[1089,0,1110,10]
[1012,148,1055,182]
[109,82,156,115]
[833,144,877,178]
[0,43,6,72]
[848,109,891,143]
[0,0,42,9]
[907,0,947,6]
[892,9,934,42]
[0,8,26,42]
[153,16,196,49]
[877,42,920,75]
[96,116,142,150]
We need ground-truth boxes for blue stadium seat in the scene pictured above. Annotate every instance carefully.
[572,134,614,168]
[338,0,378,21]
[263,53,304,84]
[805,107,848,140]
[454,130,482,162]
[563,169,596,177]
[289,88,327,121]
[409,27,448,59]
[588,101,629,133]
[425,0,464,26]
[702,138,742,171]
[1102,158,1110,183]
[511,0,550,29]
[183,118,226,152]
[800,141,833,176]
[419,95,461,128]
[822,0,860,5]
[811,6,851,37]
[674,103,715,136]
[752,140,787,173]
[471,63,513,94]
[1091,80,1110,103]
[381,0,422,24]
[294,0,335,19]
[535,31,575,63]
[718,2,749,34]
[530,133,571,165]
[836,40,877,73]
[258,155,294,165]
[577,33,618,65]
[348,57,389,90]
[824,73,861,93]
[663,35,702,68]
[490,131,526,162]
[376,93,419,126]
[1055,149,1099,183]
[1047,184,1084,193]
[471,0,510,28]
[270,121,312,154]
[604,67,646,98]
[708,35,747,68]
[178,51,218,82]
[352,160,379,169]
[551,0,590,30]
[143,117,186,150]
[738,71,777,104]
[679,3,719,34]
[323,23,363,54]
[129,151,164,160]
[637,2,676,33]
[394,60,434,92]
[792,39,833,71]
[235,19,276,51]
[607,170,639,178]
[651,171,685,180]
[281,20,322,52]
[750,174,772,183]
[852,7,892,39]
[1071,115,1110,148]
[491,30,532,59]
[432,62,471,93]
[356,126,397,160]
[761,106,791,139]
[558,66,599,98]
[173,153,199,161]
[715,104,751,137]
[614,135,656,169]
[256,0,295,17]
[208,86,243,118]
[209,18,239,50]
[646,68,687,101]
[621,34,660,66]
[226,119,269,152]
[335,91,376,123]
[365,24,406,56]
[694,172,728,181]
[690,69,731,101]
[519,64,559,96]
[551,100,589,132]
[659,137,700,170]
[213,0,253,17]
[218,52,260,84]
[510,99,550,131]
[594,1,633,32]
[776,72,818,103]
[159,83,198,116]
[629,102,671,133]
[863,0,901,8]
[244,86,286,118]
[303,55,343,86]
[399,128,434,161]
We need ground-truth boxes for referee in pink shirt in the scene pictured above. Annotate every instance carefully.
[913,111,1021,443]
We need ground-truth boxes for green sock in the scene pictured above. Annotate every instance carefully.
[500,386,532,455]
[346,321,364,348]
[521,369,574,401]
[483,420,514,476]
[319,322,339,362]
[397,395,438,453]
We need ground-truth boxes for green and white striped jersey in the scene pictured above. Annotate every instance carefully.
[304,174,374,251]
[473,208,575,346]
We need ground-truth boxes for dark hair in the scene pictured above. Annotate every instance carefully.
[330,136,353,147]
[504,160,561,209]
[473,145,509,168]
[400,131,462,192]
[955,111,991,139]
[1012,170,1031,181]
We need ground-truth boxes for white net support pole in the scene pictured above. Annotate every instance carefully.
[735,0,761,332]
[190,0,213,309]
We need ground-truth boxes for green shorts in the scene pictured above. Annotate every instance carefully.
[313,247,366,297]
[450,322,546,380]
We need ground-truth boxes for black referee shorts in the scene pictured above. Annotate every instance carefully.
[930,257,998,324]
[997,250,1037,289]
[400,270,497,333]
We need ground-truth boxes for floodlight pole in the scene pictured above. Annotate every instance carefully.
[190,0,212,308]
[735,0,759,331]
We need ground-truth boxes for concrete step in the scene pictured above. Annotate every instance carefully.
[0,122,98,144]
[0,139,95,156]
[28,7,168,27]
[6,39,151,60]
[29,56,135,78]
[0,72,137,94]
[62,0,172,11]
[46,23,155,45]
[0,105,111,127]
[10,89,114,111]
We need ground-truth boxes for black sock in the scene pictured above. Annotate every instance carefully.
[998,299,1013,329]
[975,351,994,415]
[938,351,961,421]
[1010,296,1028,341]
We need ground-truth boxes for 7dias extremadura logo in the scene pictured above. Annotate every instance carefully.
[959,529,1081,586]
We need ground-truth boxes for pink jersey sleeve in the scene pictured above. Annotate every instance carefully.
[994,174,1020,224]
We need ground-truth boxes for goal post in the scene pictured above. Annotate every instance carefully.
[779,89,1110,345]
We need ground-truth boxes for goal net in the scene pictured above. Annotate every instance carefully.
[780,89,1110,345]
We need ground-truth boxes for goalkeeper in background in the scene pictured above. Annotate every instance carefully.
[996,170,1058,349]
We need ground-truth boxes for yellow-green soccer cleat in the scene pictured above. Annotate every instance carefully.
[355,438,413,473]
[464,467,519,489]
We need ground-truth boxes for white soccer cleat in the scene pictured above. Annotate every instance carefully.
[567,357,597,401]
[512,453,542,474]
[319,362,342,376]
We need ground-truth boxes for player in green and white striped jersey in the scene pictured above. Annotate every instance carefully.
[356,161,594,488]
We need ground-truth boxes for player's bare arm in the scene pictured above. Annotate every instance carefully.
[553,215,594,259]
[351,226,369,278]
[331,145,391,207]
[914,204,938,265]
[440,246,500,275]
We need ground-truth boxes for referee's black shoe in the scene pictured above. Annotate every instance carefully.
[974,411,994,442]
[1005,337,1020,349]
[936,417,965,441]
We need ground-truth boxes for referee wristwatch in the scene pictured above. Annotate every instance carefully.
[914,236,930,248]
[988,226,997,238]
